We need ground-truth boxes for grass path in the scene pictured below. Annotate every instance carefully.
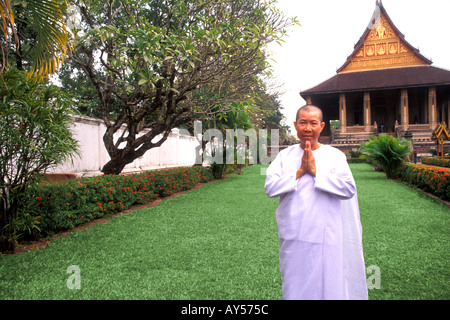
[352,164,449,300]
[0,164,448,300]
[0,165,281,300]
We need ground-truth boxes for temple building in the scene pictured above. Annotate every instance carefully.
[300,0,450,151]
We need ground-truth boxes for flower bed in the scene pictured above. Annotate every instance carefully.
[421,156,450,168]
[399,163,450,201]
[18,166,214,241]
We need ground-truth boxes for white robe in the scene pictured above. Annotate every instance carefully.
[265,144,368,300]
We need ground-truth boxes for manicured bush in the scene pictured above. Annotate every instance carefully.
[347,150,366,163]
[399,163,450,201]
[421,156,450,168]
[17,166,214,242]
[360,134,412,179]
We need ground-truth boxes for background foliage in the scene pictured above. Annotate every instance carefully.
[0,68,78,252]
[421,156,450,168]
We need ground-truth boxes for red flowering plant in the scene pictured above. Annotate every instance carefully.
[17,166,214,242]
[400,163,450,200]
[421,157,450,168]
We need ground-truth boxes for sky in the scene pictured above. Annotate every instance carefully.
[267,0,450,134]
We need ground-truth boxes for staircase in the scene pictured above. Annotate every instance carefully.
[398,127,449,155]
[331,129,448,153]
[331,132,374,150]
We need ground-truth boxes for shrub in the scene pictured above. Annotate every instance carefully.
[0,69,79,252]
[399,163,450,201]
[421,157,450,168]
[361,134,412,179]
[17,166,214,242]
[347,149,366,163]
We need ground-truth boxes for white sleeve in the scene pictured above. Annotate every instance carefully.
[314,152,356,200]
[264,154,298,198]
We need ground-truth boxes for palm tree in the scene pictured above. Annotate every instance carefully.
[0,0,70,81]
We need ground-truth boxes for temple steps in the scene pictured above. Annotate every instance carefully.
[330,128,449,152]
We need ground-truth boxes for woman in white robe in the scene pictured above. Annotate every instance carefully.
[265,105,368,300]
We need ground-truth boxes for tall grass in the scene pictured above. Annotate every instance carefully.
[0,164,448,300]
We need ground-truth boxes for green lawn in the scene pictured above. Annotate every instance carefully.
[0,164,448,300]
[352,163,449,300]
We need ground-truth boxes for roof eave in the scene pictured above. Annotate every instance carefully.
[301,81,450,98]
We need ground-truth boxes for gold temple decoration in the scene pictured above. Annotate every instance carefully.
[340,14,429,73]
[432,123,450,159]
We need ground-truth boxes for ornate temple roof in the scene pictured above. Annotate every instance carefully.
[300,0,450,97]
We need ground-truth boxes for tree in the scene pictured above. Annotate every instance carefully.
[0,0,71,81]
[248,88,292,145]
[202,107,255,178]
[0,69,79,253]
[68,0,297,174]
[58,60,109,118]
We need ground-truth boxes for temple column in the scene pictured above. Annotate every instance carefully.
[364,92,371,132]
[447,97,450,128]
[400,89,409,130]
[428,87,437,129]
[339,93,347,133]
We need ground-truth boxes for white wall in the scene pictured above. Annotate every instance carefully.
[50,115,199,176]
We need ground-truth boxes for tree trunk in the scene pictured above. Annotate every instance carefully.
[101,157,129,175]
[0,189,19,253]
[101,145,154,175]
[101,123,173,175]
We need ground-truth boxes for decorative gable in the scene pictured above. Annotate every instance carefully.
[338,1,431,73]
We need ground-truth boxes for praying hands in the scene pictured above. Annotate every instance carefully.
[296,141,316,179]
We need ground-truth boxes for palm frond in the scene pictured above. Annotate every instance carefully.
[25,0,72,81]
[0,0,19,76]
[361,134,412,179]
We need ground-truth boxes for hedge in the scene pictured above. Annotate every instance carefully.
[17,166,214,242]
[347,150,367,163]
[421,156,450,168]
[399,163,450,201]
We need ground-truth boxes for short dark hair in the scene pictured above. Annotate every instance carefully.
[296,105,323,122]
